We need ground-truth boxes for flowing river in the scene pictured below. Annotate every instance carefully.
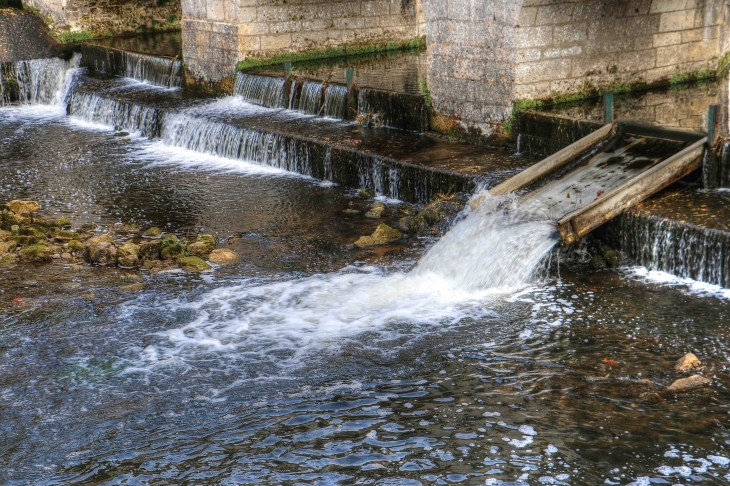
[0,58,729,486]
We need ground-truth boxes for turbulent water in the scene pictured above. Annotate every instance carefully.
[234,72,287,108]
[0,54,81,106]
[2,60,730,486]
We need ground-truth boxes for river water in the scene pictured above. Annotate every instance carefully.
[0,62,729,486]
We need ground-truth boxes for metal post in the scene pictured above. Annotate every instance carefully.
[284,61,292,78]
[346,67,355,91]
[703,104,720,189]
[603,90,614,125]
[707,104,718,146]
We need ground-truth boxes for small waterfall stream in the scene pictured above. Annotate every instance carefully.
[234,73,287,108]
[299,81,324,115]
[323,84,348,119]
[0,54,81,106]
[123,52,183,88]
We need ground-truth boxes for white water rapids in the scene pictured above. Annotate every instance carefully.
[137,192,560,371]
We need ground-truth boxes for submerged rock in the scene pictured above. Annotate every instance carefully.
[6,200,40,216]
[590,255,607,269]
[359,188,376,199]
[179,256,213,272]
[665,375,710,393]
[160,238,185,261]
[138,240,161,262]
[142,227,162,238]
[114,222,140,234]
[117,243,140,268]
[342,208,360,216]
[0,240,17,255]
[0,253,16,267]
[365,203,386,219]
[675,353,704,373]
[87,239,118,265]
[188,234,216,256]
[19,243,53,262]
[120,282,146,293]
[354,224,403,248]
[208,249,241,266]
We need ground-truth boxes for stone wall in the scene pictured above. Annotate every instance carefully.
[21,0,181,37]
[514,0,723,101]
[421,0,727,140]
[182,0,424,84]
[422,0,521,138]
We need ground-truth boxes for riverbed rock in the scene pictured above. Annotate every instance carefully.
[19,243,53,262]
[0,240,17,255]
[590,255,607,269]
[142,226,162,238]
[179,256,213,272]
[54,230,80,242]
[0,253,16,267]
[6,200,39,216]
[113,222,140,234]
[67,239,86,253]
[675,353,704,373]
[120,283,146,293]
[342,208,360,216]
[208,248,241,266]
[365,203,386,219]
[160,238,185,261]
[117,243,140,268]
[87,240,118,265]
[665,375,711,393]
[138,240,161,262]
[397,216,412,232]
[354,224,403,248]
[55,217,71,227]
[359,188,376,199]
[188,234,216,256]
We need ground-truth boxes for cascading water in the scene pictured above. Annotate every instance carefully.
[234,72,287,108]
[0,54,81,106]
[299,81,324,115]
[123,51,183,89]
[720,141,730,189]
[69,91,160,137]
[616,211,730,288]
[322,84,348,119]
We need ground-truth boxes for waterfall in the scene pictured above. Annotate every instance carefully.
[288,80,298,110]
[234,73,286,108]
[720,141,730,189]
[412,192,559,292]
[0,54,81,106]
[323,84,348,119]
[159,110,313,174]
[122,52,183,89]
[299,81,324,115]
[617,212,730,288]
[68,91,161,137]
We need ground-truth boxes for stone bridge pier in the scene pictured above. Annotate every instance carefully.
[182,0,729,138]
[15,0,730,137]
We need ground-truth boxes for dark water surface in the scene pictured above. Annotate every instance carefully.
[1,108,730,484]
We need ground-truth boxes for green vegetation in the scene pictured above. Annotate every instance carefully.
[418,77,432,107]
[717,51,730,75]
[670,69,715,87]
[55,30,95,43]
[236,36,426,72]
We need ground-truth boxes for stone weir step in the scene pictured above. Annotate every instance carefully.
[68,76,541,204]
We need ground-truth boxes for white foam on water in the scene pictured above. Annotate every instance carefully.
[133,191,560,373]
[626,266,730,300]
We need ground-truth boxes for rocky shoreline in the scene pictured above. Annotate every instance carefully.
[0,199,241,273]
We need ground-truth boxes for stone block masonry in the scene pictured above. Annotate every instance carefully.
[182,0,425,85]
[420,0,729,141]
[513,0,725,102]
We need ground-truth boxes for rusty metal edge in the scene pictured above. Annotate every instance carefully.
[557,137,707,244]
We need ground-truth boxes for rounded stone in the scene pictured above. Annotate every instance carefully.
[208,248,241,266]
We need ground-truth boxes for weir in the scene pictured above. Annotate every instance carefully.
[478,122,708,245]
[80,44,183,89]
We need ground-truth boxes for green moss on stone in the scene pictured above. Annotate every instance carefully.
[179,256,212,272]
[236,36,426,72]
